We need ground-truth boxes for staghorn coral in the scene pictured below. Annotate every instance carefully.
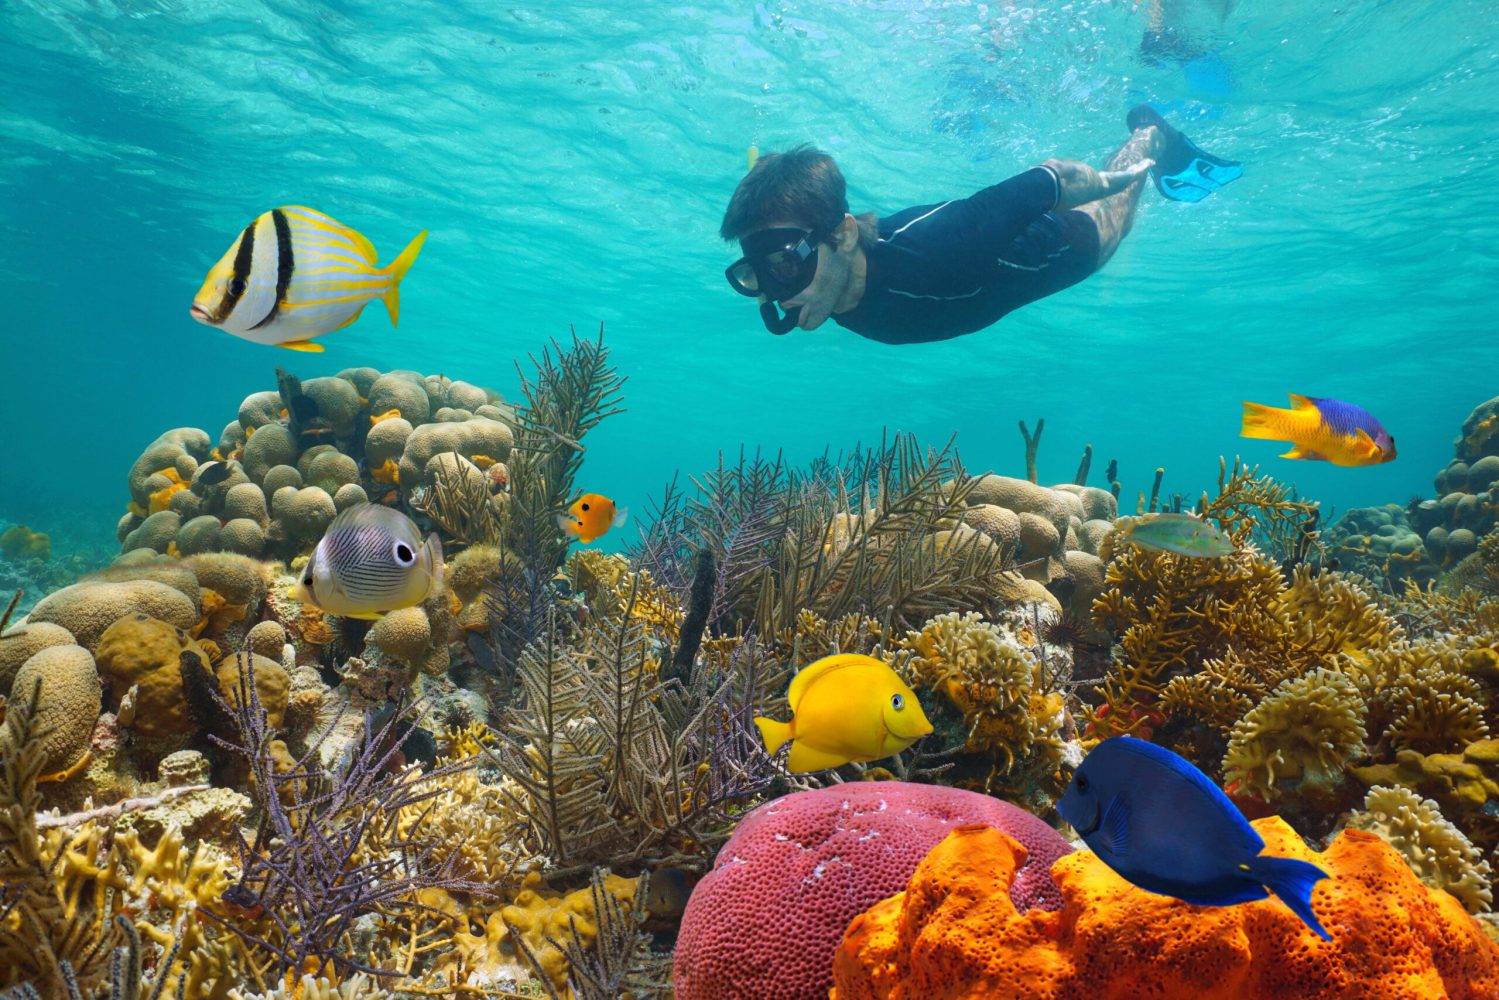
[898,611,1068,808]
[1222,668,1367,804]
[1347,784,1493,914]
[830,818,1499,1000]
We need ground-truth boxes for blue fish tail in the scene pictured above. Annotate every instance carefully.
[1250,855,1332,940]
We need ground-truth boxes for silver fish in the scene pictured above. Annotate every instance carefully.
[292,503,444,619]
[1120,513,1235,558]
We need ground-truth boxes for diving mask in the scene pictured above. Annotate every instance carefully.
[725,226,827,334]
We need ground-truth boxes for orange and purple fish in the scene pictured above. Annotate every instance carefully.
[1240,394,1395,467]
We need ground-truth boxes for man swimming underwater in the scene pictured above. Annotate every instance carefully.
[721,106,1239,340]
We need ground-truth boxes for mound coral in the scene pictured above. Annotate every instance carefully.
[9,645,101,775]
[831,818,1499,1000]
[673,781,1072,1000]
[28,579,199,651]
[95,614,213,743]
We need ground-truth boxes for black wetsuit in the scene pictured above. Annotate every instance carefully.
[832,166,1102,345]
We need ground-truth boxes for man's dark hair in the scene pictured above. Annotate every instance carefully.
[719,144,850,241]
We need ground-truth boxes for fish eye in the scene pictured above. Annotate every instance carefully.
[393,541,415,565]
[303,574,313,585]
[581,502,590,511]
[1076,773,1089,793]
[890,693,904,710]
[230,277,247,296]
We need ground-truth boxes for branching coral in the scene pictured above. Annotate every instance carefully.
[1347,785,1493,914]
[199,661,490,986]
[898,612,1067,808]
[1222,668,1368,804]
[0,684,124,996]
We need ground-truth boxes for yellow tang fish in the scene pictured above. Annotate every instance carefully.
[754,653,933,773]
[190,206,426,353]
[558,492,627,544]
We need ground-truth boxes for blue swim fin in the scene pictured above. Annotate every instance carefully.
[1127,104,1242,202]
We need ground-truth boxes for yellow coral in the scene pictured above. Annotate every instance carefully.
[428,871,638,992]
[0,525,51,562]
[1347,784,1494,914]
[1223,668,1367,802]
[371,459,401,484]
[149,480,190,514]
[1344,640,1489,755]
[369,408,403,425]
[899,611,1066,805]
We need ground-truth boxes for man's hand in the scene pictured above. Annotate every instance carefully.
[1043,158,1154,211]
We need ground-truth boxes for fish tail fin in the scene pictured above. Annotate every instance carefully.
[380,230,428,326]
[1250,854,1332,941]
[753,716,792,756]
[1240,401,1290,441]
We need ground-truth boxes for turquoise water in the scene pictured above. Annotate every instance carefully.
[3,0,1497,552]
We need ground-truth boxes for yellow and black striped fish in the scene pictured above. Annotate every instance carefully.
[190,206,426,353]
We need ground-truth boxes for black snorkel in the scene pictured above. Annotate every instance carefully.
[760,299,801,335]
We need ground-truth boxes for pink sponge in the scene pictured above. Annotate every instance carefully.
[673,781,1072,1000]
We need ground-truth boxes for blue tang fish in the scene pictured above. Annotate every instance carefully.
[1057,736,1332,940]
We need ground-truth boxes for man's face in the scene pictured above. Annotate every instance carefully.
[755,217,855,331]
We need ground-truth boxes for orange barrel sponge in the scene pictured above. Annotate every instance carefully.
[832,817,1499,1000]
[673,782,1072,1000]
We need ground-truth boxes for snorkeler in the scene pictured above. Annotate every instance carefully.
[721,105,1239,339]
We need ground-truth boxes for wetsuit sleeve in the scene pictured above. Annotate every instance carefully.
[951,166,1061,255]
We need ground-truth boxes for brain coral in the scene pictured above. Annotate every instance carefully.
[0,621,75,691]
[10,644,102,774]
[831,817,1499,1000]
[28,580,198,651]
[672,781,1072,1000]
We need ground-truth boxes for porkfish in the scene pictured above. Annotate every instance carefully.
[1240,394,1395,467]
[754,653,933,773]
[191,206,426,352]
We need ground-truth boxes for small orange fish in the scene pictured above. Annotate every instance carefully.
[558,493,627,544]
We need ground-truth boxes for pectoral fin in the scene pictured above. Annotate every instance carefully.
[1100,795,1132,858]
[1280,445,1327,462]
[278,339,326,353]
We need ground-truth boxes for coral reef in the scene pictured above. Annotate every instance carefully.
[674,782,1072,1000]
[1346,784,1494,914]
[831,818,1499,999]
[897,610,1073,808]
[113,367,513,561]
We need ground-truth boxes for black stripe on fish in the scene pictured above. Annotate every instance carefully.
[215,220,257,323]
[250,209,296,330]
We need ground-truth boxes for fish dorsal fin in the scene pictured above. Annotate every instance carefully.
[1287,393,1317,412]
[1100,795,1132,858]
[787,653,868,713]
[283,204,378,264]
